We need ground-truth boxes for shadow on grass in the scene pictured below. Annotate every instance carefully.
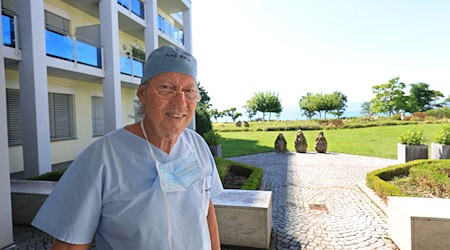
[222,138,274,158]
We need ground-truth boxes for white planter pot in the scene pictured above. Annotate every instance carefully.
[209,144,222,158]
[431,143,450,159]
[397,143,428,163]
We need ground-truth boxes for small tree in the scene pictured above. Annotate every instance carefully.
[406,82,444,112]
[209,108,223,122]
[370,77,407,116]
[223,107,242,122]
[246,91,282,121]
[360,101,372,117]
[243,105,257,121]
[299,93,317,119]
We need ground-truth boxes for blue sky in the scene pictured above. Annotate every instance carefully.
[192,0,450,118]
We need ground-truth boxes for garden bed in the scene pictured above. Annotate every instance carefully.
[366,159,450,201]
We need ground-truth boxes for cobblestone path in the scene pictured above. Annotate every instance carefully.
[229,152,400,250]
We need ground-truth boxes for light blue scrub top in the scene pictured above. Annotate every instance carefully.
[32,128,224,250]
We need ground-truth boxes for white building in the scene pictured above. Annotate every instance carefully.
[0,0,194,247]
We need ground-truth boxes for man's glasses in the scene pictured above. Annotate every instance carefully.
[152,85,200,103]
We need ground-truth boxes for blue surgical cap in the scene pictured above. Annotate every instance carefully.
[140,45,197,84]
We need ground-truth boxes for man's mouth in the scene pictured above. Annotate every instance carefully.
[167,113,185,118]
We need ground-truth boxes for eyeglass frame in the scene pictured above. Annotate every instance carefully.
[151,85,201,103]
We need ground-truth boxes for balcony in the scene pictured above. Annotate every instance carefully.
[45,26,102,68]
[117,0,145,20]
[158,15,184,46]
[2,14,16,48]
[120,54,143,78]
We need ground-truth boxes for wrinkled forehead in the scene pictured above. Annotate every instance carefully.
[147,72,197,88]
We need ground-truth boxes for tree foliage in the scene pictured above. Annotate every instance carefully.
[196,82,211,110]
[209,108,223,122]
[245,91,282,121]
[360,101,372,117]
[223,107,242,122]
[368,77,446,115]
[370,77,407,116]
[406,83,443,112]
[298,92,347,119]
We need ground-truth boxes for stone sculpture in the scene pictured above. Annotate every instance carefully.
[274,133,287,153]
[294,129,308,153]
[315,131,327,153]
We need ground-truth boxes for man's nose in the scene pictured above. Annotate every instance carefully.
[170,91,188,106]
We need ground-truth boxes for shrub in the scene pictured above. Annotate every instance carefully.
[411,112,428,120]
[329,119,344,128]
[426,107,450,119]
[434,125,450,145]
[29,168,66,181]
[195,108,212,136]
[399,128,425,145]
[202,130,222,146]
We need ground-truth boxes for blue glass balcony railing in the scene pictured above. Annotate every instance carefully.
[120,54,144,78]
[117,0,145,19]
[2,14,15,47]
[45,27,102,68]
[158,15,184,46]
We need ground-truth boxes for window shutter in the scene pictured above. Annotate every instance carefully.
[6,89,22,145]
[2,0,16,14]
[45,10,70,33]
[91,96,104,136]
[48,93,75,140]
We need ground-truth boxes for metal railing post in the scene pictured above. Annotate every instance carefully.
[73,35,78,66]
[13,15,19,55]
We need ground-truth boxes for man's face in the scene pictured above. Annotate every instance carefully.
[138,72,198,139]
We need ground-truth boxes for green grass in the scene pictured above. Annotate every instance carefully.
[221,123,444,159]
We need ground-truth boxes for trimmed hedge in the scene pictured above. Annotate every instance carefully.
[366,159,446,199]
[29,168,66,181]
[214,157,263,190]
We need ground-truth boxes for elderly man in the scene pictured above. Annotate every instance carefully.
[32,46,223,250]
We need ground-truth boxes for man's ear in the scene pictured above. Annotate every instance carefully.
[137,85,146,102]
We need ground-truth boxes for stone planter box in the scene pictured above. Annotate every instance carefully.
[209,144,222,158]
[430,143,450,159]
[213,190,272,249]
[397,143,428,163]
[388,196,450,250]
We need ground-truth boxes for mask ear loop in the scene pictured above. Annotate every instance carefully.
[140,119,173,250]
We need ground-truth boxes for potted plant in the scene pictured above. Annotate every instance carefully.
[398,128,428,163]
[431,125,450,159]
[203,130,222,157]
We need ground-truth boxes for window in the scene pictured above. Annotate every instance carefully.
[45,10,70,34]
[48,92,75,140]
[6,90,76,145]
[91,96,104,136]
[6,89,21,145]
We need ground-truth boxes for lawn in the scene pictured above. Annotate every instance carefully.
[220,123,445,159]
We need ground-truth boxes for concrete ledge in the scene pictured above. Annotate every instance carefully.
[388,196,450,250]
[11,180,56,225]
[213,189,272,249]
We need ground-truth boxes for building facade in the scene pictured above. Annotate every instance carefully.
[0,0,193,247]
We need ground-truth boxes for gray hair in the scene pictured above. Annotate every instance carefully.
[134,82,149,121]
